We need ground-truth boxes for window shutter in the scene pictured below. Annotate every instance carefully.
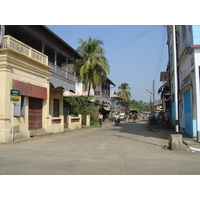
[14,103,21,117]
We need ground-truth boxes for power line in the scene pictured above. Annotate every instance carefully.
[106,25,159,54]
[154,27,167,81]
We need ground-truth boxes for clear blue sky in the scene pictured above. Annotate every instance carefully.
[47,25,168,103]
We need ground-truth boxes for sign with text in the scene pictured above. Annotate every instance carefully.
[10,90,21,103]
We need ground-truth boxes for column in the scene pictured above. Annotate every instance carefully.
[54,51,57,73]
[65,58,68,78]
[41,42,45,54]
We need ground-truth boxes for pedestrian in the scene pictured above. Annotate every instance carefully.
[98,112,103,128]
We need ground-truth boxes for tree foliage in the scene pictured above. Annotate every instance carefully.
[66,96,99,124]
[129,99,150,113]
[73,37,110,97]
[117,83,132,103]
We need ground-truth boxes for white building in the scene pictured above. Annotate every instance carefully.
[165,25,200,139]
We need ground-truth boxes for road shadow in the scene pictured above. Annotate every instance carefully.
[109,119,194,141]
[112,133,164,147]
[109,119,175,141]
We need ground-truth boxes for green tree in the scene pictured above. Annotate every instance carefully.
[117,83,132,102]
[130,99,150,113]
[66,96,99,125]
[73,37,110,97]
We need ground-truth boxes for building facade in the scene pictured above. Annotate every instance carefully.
[65,78,115,106]
[110,90,127,116]
[0,25,81,143]
[161,25,200,138]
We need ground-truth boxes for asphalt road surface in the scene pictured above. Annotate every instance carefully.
[1,119,200,175]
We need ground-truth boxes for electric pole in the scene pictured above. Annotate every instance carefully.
[153,80,155,115]
[173,25,179,133]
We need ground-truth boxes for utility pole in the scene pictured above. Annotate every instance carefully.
[150,94,152,114]
[173,25,179,133]
[146,89,153,115]
[153,80,155,115]
[194,60,200,141]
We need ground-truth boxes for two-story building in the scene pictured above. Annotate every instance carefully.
[161,25,200,139]
[0,25,81,143]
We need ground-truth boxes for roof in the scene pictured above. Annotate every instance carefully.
[4,25,82,60]
[43,26,82,59]
[110,90,121,98]
[154,100,162,106]
[106,77,115,86]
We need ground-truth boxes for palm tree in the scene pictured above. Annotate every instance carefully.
[117,83,132,103]
[73,37,110,97]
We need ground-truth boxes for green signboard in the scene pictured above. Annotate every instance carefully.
[10,90,21,103]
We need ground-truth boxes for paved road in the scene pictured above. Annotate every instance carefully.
[1,119,200,175]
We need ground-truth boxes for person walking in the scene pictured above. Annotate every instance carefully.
[98,112,103,128]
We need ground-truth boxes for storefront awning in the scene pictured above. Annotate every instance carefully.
[13,80,47,99]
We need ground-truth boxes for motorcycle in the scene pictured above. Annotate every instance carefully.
[115,118,120,125]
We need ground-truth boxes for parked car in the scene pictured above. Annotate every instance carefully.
[119,113,126,121]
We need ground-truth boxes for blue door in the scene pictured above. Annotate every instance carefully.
[184,90,192,135]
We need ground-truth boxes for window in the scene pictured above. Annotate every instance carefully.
[14,95,26,117]
[53,99,59,117]
[95,91,100,96]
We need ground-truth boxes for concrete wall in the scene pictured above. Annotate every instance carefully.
[67,114,82,130]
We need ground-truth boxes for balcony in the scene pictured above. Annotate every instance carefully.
[2,35,48,65]
[1,35,76,91]
[48,61,75,82]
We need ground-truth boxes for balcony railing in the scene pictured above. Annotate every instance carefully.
[2,35,48,65]
[1,35,76,82]
[48,61,76,82]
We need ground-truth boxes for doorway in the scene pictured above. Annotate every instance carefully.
[29,97,43,130]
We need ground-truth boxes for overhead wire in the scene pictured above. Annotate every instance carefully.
[154,27,167,82]
[106,25,159,54]
[153,27,167,98]
[106,25,167,102]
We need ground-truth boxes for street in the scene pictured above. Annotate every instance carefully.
[1,119,200,175]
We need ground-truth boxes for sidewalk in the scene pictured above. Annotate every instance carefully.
[148,122,200,151]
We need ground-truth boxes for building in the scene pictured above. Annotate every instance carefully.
[110,90,126,116]
[0,25,81,143]
[64,78,115,117]
[161,25,200,139]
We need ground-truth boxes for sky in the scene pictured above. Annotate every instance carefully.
[47,25,168,103]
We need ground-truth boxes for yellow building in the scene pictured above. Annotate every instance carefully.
[0,25,81,143]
